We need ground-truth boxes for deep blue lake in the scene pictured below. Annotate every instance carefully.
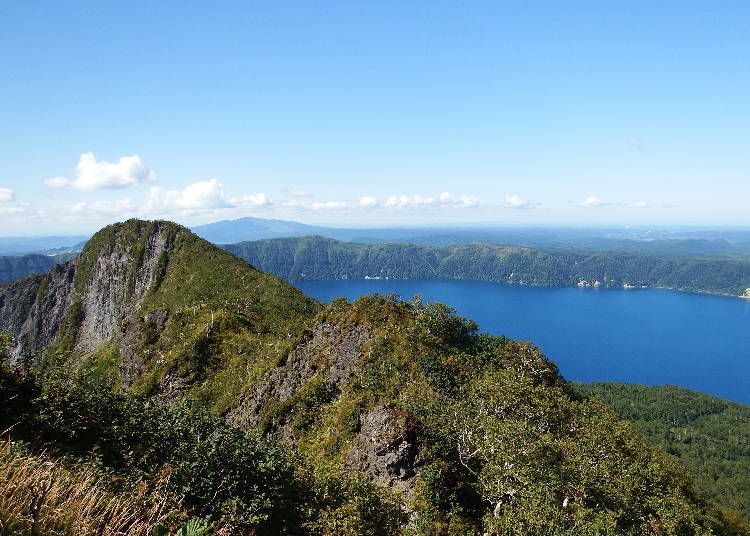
[296,279,750,404]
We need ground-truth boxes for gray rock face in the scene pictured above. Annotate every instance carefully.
[345,406,424,497]
[75,224,172,355]
[0,261,76,363]
[0,221,174,366]
[229,320,371,428]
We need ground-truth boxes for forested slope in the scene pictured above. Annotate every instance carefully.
[224,236,750,296]
[576,382,750,524]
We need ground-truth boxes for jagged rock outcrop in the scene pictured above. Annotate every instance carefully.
[0,220,175,365]
[345,406,424,498]
[0,261,76,363]
[229,319,371,430]
[74,222,173,355]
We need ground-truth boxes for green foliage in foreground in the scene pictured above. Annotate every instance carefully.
[575,382,750,525]
[3,294,748,535]
[0,368,404,535]
[270,296,745,535]
[224,235,750,296]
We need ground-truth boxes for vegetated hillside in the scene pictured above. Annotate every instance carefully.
[575,382,750,525]
[0,220,747,535]
[224,235,750,296]
[0,252,76,283]
[0,219,319,412]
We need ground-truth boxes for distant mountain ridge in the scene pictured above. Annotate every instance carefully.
[223,235,750,297]
[195,216,750,258]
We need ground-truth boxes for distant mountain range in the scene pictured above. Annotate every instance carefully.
[0,252,78,284]
[195,217,750,258]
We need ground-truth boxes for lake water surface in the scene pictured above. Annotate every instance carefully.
[297,279,750,404]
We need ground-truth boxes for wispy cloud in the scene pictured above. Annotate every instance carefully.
[381,192,480,210]
[580,196,653,209]
[311,201,347,210]
[581,196,605,207]
[0,188,14,202]
[502,194,537,209]
[45,152,155,191]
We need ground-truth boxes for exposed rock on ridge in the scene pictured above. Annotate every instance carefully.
[0,220,176,365]
[229,319,371,431]
[0,261,76,363]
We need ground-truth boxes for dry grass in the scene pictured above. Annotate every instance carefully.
[0,440,177,536]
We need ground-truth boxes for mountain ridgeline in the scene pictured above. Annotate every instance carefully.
[0,219,747,535]
[223,235,750,296]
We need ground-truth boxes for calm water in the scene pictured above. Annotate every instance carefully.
[297,279,750,404]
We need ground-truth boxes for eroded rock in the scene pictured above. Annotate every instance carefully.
[229,320,371,429]
[345,406,424,497]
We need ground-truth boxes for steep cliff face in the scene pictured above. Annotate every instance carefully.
[0,220,319,390]
[0,261,76,363]
[0,221,174,364]
[72,221,174,355]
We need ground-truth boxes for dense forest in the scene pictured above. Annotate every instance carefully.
[0,220,746,535]
[223,236,750,296]
[575,382,750,525]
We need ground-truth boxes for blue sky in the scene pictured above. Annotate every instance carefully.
[0,1,748,234]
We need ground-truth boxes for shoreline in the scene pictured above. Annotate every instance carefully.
[291,275,750,300]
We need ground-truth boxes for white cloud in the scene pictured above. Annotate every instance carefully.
[311,201,347,210]
[502,194,536,209]
[382,192,479,210]
[45,152,155,191]
[385,195,434,208]
[581,196,604,207]
[628,200,650,209]
[437,192,480,208]
[0,188,14,202]
[0,203,45,220]
[283,188,311,198]
[144,179,269,214]
[359,196,378,208]
[230,192,271,207]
